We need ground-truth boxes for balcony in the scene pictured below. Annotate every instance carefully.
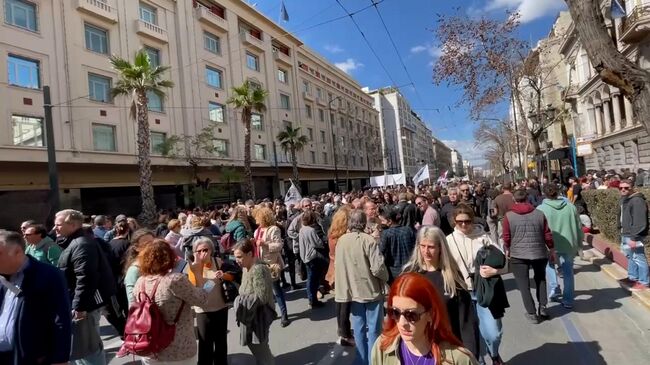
[302,91,314,102]
[76,0,118,23]
[619,6,650,43]
[195,5,228,33]
[135,19,168,43]
[240,31,264,51]
[316,97,327,106]
[273,49,292,66]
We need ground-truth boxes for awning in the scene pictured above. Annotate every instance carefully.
[534,147,570,161]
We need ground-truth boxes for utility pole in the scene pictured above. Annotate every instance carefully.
[328,97,341,192]
[510,93,523,178]
[43,86,60,215]
[272,141,281,198]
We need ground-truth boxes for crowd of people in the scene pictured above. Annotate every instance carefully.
[1,171,648,365]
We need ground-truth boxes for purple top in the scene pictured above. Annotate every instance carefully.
[399,340,435,365]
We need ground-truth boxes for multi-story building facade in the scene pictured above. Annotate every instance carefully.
[0,0,381,224]
[451,149,464,177]
[558,2,650,172]
[431,136,452,177]
[366,87,435,179]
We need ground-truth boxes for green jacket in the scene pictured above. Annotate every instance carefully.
[371,336,478,365]
[537,198,584,256]
[25,237,61,266]
[226,219,250,242]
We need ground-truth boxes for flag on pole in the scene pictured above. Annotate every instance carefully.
[611,0,626,19]
[284,180,301,206]
[280,1,290,22]
[412,165,430,185]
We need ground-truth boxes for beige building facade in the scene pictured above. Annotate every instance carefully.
[0,0,381,221]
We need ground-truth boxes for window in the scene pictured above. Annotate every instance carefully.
[139,2,157,24]
[204,32,220,54]
[302,80,310,94]
[147,90,163,112]
[151,131,166,154]
[277,68,288,83]
[307,128,313,141]
[320,130,326,143]
[205,66,222,88]
[88,74,111,103]
[280,94,290,109]
[306,105,312,119]
[5,0,37,31]
[322,152,328,164]
[145,46,160,67]
[248,80,261,90]
[213,139,229,157]
[340,117,344,128]
[251,113,263,130]
[316,88,322,99]
[7,55,39,89]
[209,102,225,123]
[310,151,316,164]
[12,115,43,146]
[92,124,116,152]
[254,144,266,160]
[84,24,109,54]
[318,109,325,122]
[246,53,259,71]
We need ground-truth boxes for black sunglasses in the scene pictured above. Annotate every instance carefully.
[387,307,426,323]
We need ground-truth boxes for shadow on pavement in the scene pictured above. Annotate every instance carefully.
[288,299,337,322]
[229,343,336,365]
[507,341,606,365]
[546,287,627,318]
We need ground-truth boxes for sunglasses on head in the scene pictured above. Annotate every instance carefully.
[387,307,426,323]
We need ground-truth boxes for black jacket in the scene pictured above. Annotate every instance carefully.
[474,244,509,319]
[619,192,649,241]
[58,229,117,312]
[3,256,72,365]
[440,202,458,235]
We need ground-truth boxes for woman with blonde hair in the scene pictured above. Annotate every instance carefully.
[253,206,290,327]
[403,226,479,359]
[225,205,253,243]
[326,206,354,346]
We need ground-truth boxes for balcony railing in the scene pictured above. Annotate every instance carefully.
[240,31,264,51]
[76,0,118,23]
[135,19,169,43]
[195,4,228,32]
[619,5,650,43]
[273,49,291,65]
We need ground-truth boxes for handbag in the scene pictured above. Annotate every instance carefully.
[217,257,241,306]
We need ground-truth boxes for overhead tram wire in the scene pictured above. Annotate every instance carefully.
[334,0,401,90]
[368,0,426,109]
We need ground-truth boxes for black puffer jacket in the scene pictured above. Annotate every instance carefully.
[619,192,648,241]
[58,229,117,312]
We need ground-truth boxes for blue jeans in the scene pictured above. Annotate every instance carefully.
[547,253,575,306]
[621,236,650,286]
[350,301,383,365]
[272,280,288,318]
[306,259,324,304]
[471,292,502,361]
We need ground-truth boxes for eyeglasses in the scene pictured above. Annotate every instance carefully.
[455,220,472,225]
[460,189,469,192]
[387,307,426,324]
[620,187,631,191]
[194,248,210,254]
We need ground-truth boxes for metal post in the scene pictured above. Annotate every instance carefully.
[272,141,281,198]
[570,136,578,176]
[511,93,523,177]
[328,97,340,192]
[43,86,60,214]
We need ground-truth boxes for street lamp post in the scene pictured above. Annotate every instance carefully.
[328,96,342,192]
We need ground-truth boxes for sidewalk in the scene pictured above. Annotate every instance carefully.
[583,233,650,309]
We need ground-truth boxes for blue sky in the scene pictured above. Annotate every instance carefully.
[253,0,567,165]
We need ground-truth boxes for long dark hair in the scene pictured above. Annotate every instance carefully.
[122,229,155,273]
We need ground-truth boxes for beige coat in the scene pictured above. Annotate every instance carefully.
[255,225,285,274]
[334,231,388,303]
[371,336,478,365]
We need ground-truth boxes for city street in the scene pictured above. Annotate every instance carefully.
[104,252,650,365]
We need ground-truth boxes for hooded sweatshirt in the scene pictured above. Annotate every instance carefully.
[537,198,584,256]
[502,202,553,260]
[447,227,502,291]
[618,192,648,241]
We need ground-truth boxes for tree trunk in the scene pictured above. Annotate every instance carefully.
[290,146,300,189]
[565,0,650,133]
[242,108,255,200]
[135,91,157,226]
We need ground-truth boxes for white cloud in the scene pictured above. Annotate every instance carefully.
[482,0,565,23]
[442,139,486,164]
[324,44,344,54]
[410,45,428,54]
[334,58,363,74]
[410,44,443,58]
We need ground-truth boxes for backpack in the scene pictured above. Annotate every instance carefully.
[220,232,235,254]
[117,278,185,358]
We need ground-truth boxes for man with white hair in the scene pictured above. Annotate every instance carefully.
[0,230,71,365]
[55,209,116,365]
[287,198,318,282]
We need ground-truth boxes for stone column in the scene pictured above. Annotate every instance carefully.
[612,93,622,131]
[603,100,612,133]
[594,105,603,136]
[624,97,635,126]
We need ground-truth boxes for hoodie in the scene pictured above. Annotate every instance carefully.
[537,198,584,257]
[502,203,553,260]
[618,192,648,241]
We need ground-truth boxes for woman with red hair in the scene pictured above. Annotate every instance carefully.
[371,272,478,365]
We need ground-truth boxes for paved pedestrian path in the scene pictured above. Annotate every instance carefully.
[105,255,650,364]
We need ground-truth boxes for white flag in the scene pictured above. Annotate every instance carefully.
[284,181,302,206]
[412,165,430,185]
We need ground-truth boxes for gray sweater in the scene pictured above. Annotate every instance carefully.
[298,225,327,264]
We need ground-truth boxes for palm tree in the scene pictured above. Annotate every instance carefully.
[227,81,268,200]
[110,49,173,226]
[277,125,309,189]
